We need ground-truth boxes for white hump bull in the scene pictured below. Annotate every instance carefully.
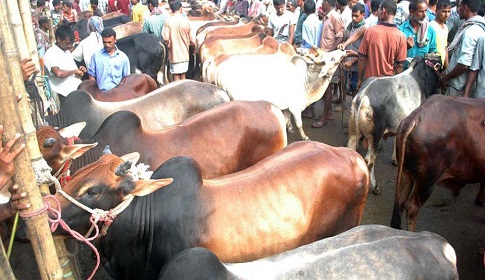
[347,55,441,194]
[214,46,346,140]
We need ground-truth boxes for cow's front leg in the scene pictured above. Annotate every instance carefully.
[475,183,485,206]
[365,141,379,194]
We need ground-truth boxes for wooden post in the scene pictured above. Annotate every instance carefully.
[16,0,41,70]
[0,240,16,280]
[0,1,63,279]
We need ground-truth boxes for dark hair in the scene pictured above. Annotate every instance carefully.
[461,0,481,12]
[101,27,117,38]
[337,0,347,6]
[148,0,158,7]
[371,0,384,12]
[436,0,451,9]
[273,0,285,7]
[409,0,427,12]
[52,0,60,6]
[90,0,98,5]
[170,0,182,11]
[55,24,74,41]
[429,0,438,5]
[380,0,397,15]
[304,0,316,13]
[324,0,338,7]
[352,2,366,13]
[64,1,73,8]
[38,16,49,25]
[37,0,46,7]
[287,0,297,7]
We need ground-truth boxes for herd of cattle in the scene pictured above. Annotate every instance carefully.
[23,6,485,280]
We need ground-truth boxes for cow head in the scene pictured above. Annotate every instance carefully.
[37,122,98,175]
[409,55,442,98]
[52,152,173,235]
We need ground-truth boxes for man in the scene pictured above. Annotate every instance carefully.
[427,0,438,21]
[72,16,104,69]
[440,0,485,96]
[43,25,86,106]
[302,0,322,49]
[132,0,150,23]
[395,0,410,25]
[357,0,407,87]
[162,0,192,81]
[88,28,130,91]
[90,0,104,16]
[343,3,366,97]
[399,0,437,67]
[143,0,168,40]
[429,0,451,69]
[462,35,485,97]
[35,16,50,58]
[51,0,63,27]
[337,0,352,28]
[312,0,344,128]
[61,1,78,23]
[267,0,296,44]
[291,0,306,48]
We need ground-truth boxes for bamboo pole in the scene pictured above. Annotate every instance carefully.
[0,1,63,279]
[0,239,16,280]
[17,0,41,69]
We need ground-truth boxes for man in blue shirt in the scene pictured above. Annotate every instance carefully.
[88,28,130,91]
[399,0,437,67]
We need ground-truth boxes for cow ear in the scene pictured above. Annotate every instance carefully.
[120,152,140,167]
[58,122,87,138]
[128,178,174,198]
[61,143,98,160]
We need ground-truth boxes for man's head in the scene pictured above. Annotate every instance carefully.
[38,16,49,29]
[351,2,366,23]
[169,0,182,12]
[55,24,75,51]
[37,0,46,8]
[286,0,297,12]
[101,28,117,53]
[409,0,428,25]
[436,0,451,22]
[90,0,99,10]
[458,0,480,19]
[63,1,73,13]
[304,0,316,14]
[371,0,384,13]
[348,0,359,8]
[336,0,348,10]
[88,16,104,33]
[53,0,61,10]
[131,0,139,5]
[148,0,158,11]
[378,0,397,21]
[273,0,286,16]
[323,0,337,13]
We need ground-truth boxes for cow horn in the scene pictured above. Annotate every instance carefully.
[115,161,132,177]
[43,138,56,148]
[103,145,112,154]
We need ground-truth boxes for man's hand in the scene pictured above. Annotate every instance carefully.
[0,126,25,188]
[406,36,415,49]
[20,58,39,81]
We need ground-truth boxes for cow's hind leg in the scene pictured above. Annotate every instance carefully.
[475,182,485,206]
[347,104,359,150]
[290,108,310,141]
[406,182,435,231]
[364,140,379,194]
[282,109,295,134]
[391,171,414,229]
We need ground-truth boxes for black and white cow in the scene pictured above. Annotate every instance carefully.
[158,225,458,280]
[347,55,441,194]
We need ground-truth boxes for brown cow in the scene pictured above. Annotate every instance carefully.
[39,100,287,178]
[51,141,369,279]
[391,95,485,231]
[77,73,157,102]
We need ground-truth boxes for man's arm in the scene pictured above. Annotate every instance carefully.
[440,63,469,88]
[338,27,366,50]
[462,69,477,97]
[357,54,367,89]
[288,24,296,45]
[50,66,84,78]
[394,62,404,74]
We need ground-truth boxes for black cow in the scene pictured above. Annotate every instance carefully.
[117,33,168,85]
[159,225,458,280]
[103,15,131,28]
[44,80,230,138]
[72,16,131,41]
[347,55,441,194]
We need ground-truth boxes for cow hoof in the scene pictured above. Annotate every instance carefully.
[391,159,398,166]
[303,136,311,141]
[372,186,381,195]
[287,127,295,134]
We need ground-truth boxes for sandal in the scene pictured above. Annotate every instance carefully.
[311,120,327,128]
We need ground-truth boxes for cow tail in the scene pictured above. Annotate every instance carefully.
[391,118,417,229]
[159,41,169,85]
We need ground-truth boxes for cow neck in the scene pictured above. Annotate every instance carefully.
[424,59,442,77]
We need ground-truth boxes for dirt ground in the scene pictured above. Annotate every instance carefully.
[7,96,485,279]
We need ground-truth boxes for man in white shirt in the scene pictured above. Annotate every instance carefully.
[267,0,296,44]
[44,25,86,106]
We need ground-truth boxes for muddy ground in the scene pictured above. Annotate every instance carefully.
[8,96,485,279]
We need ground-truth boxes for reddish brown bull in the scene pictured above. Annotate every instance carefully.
[77,73,158,102]
[391,95,485,231]
[51,141,369,279]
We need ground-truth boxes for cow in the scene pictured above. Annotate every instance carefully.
[41,100,288,177]
[116,33,168,85]
[214,46,347,140]
[113,21,143,39]
[102,14,131,28]
[73,15,132,41]
[159,225,458,280]
[347,55,441,195]
[204,36,279,84]
[77,73,157,102]
[391,95,485,232]
[197,20,262,49]
[52,141,369,279]
[44,80,230,138]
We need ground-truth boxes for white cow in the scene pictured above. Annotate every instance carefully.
[214,46,346,140]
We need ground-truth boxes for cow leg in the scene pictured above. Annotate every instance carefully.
[390,171,414,229]
[475,183,485,206]
[347,105,359,150]
[391,139,397,166]
[283,109,295,134]
[406,183,435,232]
[364,140,379,194]
[290,108,310,141]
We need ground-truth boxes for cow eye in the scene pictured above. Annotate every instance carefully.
[85,187,100,197]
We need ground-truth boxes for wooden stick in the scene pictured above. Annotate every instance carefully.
[0,240,16,280]
[0,1,63,279]
[17,0,41,69]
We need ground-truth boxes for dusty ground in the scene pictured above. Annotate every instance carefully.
[8,96,485,279]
